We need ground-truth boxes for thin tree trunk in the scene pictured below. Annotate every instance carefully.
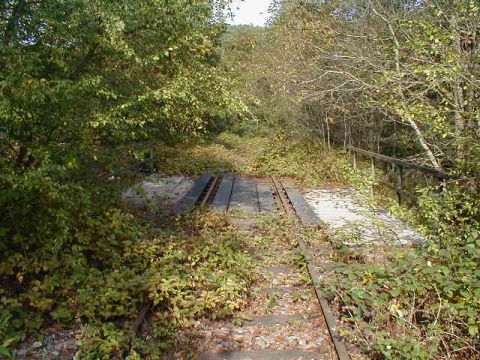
[372,5,442,169]
[452,15,466,137]
[325,117,331,150]
[321,121,326,147]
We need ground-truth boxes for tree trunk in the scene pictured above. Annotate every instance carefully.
[452,15,466,138]
[372,5,442,169]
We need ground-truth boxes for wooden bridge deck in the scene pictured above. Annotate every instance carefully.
[211,175,277,214]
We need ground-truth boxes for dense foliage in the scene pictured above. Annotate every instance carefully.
[225,0,480,173]
[75,212,254,358]
[0,0,247,357]
[1,0,479,358]
[323,183,480,359]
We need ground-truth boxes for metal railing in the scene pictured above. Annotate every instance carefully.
[345,145,454,204]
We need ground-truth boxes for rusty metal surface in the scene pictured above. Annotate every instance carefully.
[275,179,351,360]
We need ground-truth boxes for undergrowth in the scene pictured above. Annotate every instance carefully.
[182,134,480,360]
[3,132,478,359]
[155,132,370,189]
[1,205,254,358]
[321,183,480,359]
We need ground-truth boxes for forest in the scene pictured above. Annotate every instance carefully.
[0,0,479,359]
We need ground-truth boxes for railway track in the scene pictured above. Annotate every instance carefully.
[176,174,350,360]
[131,173,351,360]
[271,176,350,360]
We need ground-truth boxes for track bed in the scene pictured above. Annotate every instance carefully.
[168,174,350,360]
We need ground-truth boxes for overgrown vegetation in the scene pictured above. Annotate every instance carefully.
[0,0,250,357]
[1,0,479,358]
[223,1,479,359]
[75,212,254,359]
[155,133,368,189]
[2,197,254,358]
[321,184,479,359]
[156,132,479,359]
[226,0,480,174]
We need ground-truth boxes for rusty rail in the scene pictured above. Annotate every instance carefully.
[272,176,351,360]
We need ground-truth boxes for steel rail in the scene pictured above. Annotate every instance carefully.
[199,176,220,207]
[271,176,350,360]
[271,176,294,216]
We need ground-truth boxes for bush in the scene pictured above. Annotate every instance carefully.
[325,182,480,359]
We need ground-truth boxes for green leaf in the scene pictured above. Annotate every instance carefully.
[0,345,11,358]
[468,325,479,336]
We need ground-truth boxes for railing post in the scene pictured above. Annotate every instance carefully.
[344,145,453,207]
[149,147,155,173]
[383,162,389,183]
[395,165,404,205]
[371,158,375,196]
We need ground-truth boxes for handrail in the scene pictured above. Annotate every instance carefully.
[345,145,453,180]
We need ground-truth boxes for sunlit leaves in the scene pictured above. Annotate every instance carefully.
[0,0,244,354]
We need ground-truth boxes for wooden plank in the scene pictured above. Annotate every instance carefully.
[256,286,308,295]
[240,314,319,327]
[257,182,277,213]
[283,182,319,226]
[229,176,259,213]
[173,173,213,214]
[260,265,293,275]
[211,174,234,211]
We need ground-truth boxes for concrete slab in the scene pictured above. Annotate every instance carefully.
[305,189,424,245]
[122,175,194,209]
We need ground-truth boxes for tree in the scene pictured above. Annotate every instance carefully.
[0,0,244,347]
[236,0,479,174]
